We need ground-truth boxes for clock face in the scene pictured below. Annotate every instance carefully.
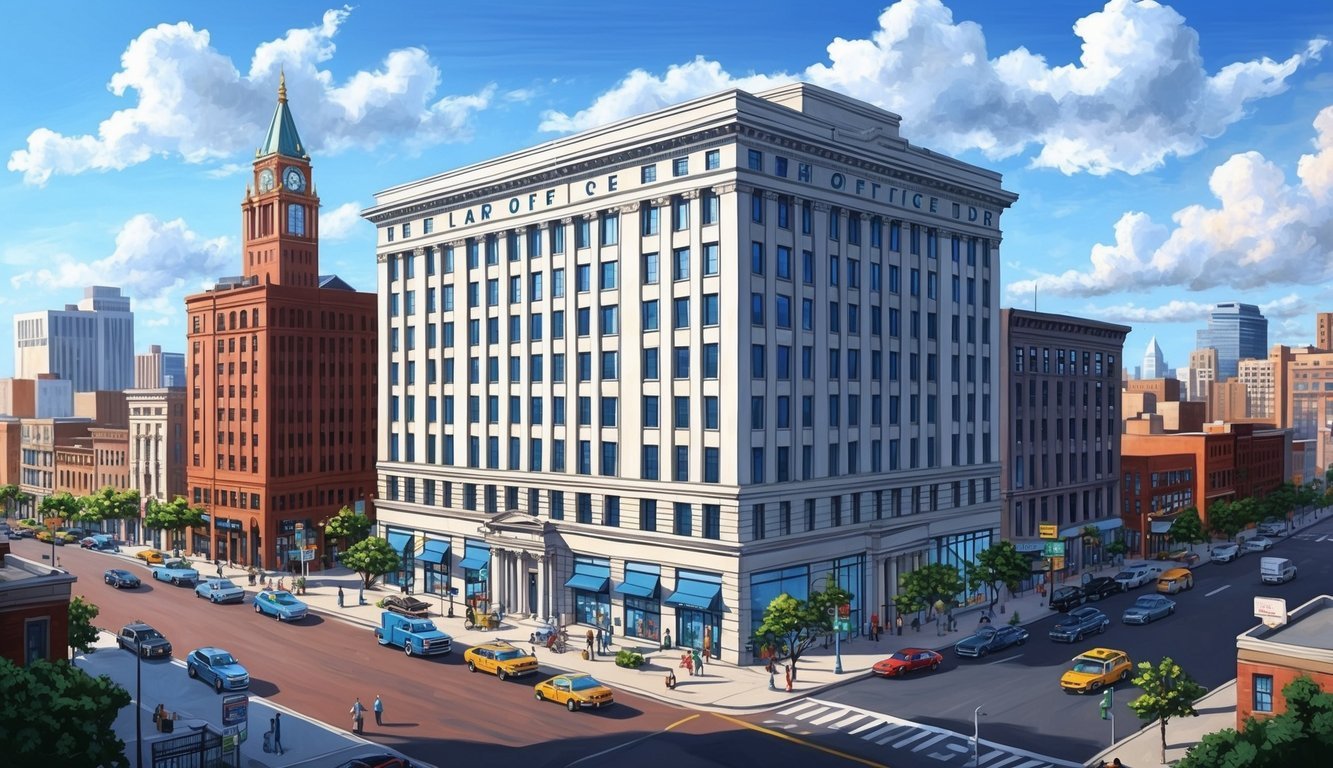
[284,167,305,192]
[257,169,275,192]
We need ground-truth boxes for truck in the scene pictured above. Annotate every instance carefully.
[1260,557,1296,585]
[374,611,453,657]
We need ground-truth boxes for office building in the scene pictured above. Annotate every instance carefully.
[1188,347,1217,403]
[1238,358,1276,419]
[184,75,377,567]
[1196,302,1267,381]
[127,387,187,546]
[136,344,186,388]
[1141,336,1167,379]
[13,286,135,392]
[1316,313,1333,352]
[364,83,1016,663]
[0,375,73,418]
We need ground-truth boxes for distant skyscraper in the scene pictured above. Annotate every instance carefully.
[1188,348,1217,404]
[1196,302,1266,381]
[1142,336,1167,379]
[135,345,186,388]
[13,286,135,392]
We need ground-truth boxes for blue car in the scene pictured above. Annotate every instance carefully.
[152,559,200,587]
[1122,595,1176,625]
[187,647,249,692]
[254,589,308,621]
[195,578,246,604]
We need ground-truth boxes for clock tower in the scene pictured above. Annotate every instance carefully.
[243,72,319,287]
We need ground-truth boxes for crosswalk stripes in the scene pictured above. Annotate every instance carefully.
[765,698,1081,768]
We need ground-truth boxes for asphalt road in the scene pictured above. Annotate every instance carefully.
[750,513,1333,767]
[14,537,852,768]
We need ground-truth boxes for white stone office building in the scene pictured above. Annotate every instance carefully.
[363,84,1016,664]
[13,286,135,392]
[127,387,187,547]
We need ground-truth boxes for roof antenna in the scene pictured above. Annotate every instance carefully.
[1033,283,1038,312]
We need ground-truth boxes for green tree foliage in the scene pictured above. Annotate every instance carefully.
[142,497,205,551]
[894,562,965,618]
[323,505,371,544]
[971,541,1031,611]
[1128,656,1209,765]
[1168,508,1208,549]
[753,584,852,678]
[37,491,80,523]
[1207,499,1249,541]
[67,596,100,656]
[341,536,401,588]
[73,487,141,528]
[0,658,130,768]
[0,483,23,517]
[1179,677,1333,767]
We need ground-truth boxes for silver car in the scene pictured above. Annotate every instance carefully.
[195,578,246,604]
[1122,595,1176,625]
[1211,543,1240,562]
[1244,536,1275,553]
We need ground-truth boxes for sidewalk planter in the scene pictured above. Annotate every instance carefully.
[615,650,646,669]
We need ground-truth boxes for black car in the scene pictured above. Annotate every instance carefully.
[117,621,172,658]
[104,569,142,589]
[1082,577,1123,600]
[334,755,411,768]
[1048,607,1111,643]
[1050,586,1085,612]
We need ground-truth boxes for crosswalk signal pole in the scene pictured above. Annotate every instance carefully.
[1100,688,1115,744]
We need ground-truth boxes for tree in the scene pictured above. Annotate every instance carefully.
[894,562,965,620]
[323,505,371,547]
[341,536,401,588]
[971,541,1030,611]
[0,483,21,518]
[142,497,205,552]
[1206,499,1249,542]
[1127,656,1209,765]
[752,584,852,680]
[72,487,141,532]
[1168,508,1207,551]
[0,658,130,768]
[67,596,100,656]
[1179,676,1333,767]
[37,491,79,523]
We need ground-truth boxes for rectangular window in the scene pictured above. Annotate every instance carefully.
[703,243,719,275]
[751,242,765,275]
[701,294,719,326]
[599,260,618,290]
[674,447,689,483]
[705,150,719,170]
[642,252,659,284]
[643,347,659,379]
[748,148,763,170]
[673,297,691,330]
[673,157,689,177]
[642,445,659,480]
[641,499,657,531]
[674,502,692,536]
[642,299,659,332]
[704,449,720,484]
[641,164,657,183]
[672,196,690,230]
[701,190,719,225]
[703,343,719,379]
[1253,674,1274,713]
[673,247,690,281]
[674,396,690,429]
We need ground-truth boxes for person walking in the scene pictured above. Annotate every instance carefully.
[373,694,383,726]
[216,561,224,579]
[702,630,712,659]
[870,612,880,641]
[272,712,284,755]
[895,614,904,636]
[595,626,604,657]
[350,698,365,734]
[337,587,344,608]
[692,647,704,676]
[585,628,595,659]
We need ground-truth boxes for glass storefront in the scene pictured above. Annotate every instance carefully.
[420,539,451,596]
[568,556,611,626]
[666,570,724,657]
[384,529,415,591]
[933,529,992,607]
[459,541,490,609]
[749,556,866,661]
[617,562,662,642]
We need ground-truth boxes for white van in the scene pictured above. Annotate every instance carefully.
[1260,556,1296,585]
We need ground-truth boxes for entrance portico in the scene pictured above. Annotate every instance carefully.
[476,511,555,619]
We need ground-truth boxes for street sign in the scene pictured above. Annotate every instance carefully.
[1039,524,1059,539]
[1043,541,1066,557]
[1050,556,1065,571]
[222,694,247,727]
[1254,597,1288,628]
[834,619,851,632]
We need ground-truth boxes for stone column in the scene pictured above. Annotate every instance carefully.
[536,555,547,621]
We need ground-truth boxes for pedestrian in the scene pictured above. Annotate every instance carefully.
[947,609,956,632]
[586,628,595,659]
[350,698,365,734]
[870,612,880,641]
[496,602,505,623]
[896,614,904,636]
[596,626,604,656]
[692,647,704,676]
[357,585,365,605]
[272,712,283,755]
[663,628,673,650]
[911,615,921,632]
[216,561,224,579]
[665,669,677,689]
[702,630,712,659]
[337,587,344,608]
[373,694,383,726]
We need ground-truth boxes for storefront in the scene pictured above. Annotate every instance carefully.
[615,562,661,642]
[666,570,723,657]
[385,529,415,591]
[933,529,992,607]
[459,541,490,608]
[566,556,611,626]
[420,538,451,595]
[192,513,211,558]
[749,555,866,661]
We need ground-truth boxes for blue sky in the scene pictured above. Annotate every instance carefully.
[1,0,1330,375]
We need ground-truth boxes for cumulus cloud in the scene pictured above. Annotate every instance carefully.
[539,0,1324,176]
[1010,105,1333,298]
[10,214,231,312]
[1094,294,1310,324]
[8,7,492,185]
[320,201,364,240]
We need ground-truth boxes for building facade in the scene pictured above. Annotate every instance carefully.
[184,76,377,568]
[1196,302,1267,381]
[1316,313,1333,353]
[13,286,135,392]
[127,388,187,546]
[0,539,76,666]
[0,375,74,419]
[1236,595,1333,727]
[1000,309,1129,575]
[136,344,186,388]
[18,418,92,511]
[364,83,1016,663]
[1239,358,1276,419]
[1188,347,1217,404]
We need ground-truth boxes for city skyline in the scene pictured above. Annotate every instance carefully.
[0,1,1330,374]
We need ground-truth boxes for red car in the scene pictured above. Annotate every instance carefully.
[872,648,944,677]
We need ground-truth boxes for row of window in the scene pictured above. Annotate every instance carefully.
[1012,346,1119,378]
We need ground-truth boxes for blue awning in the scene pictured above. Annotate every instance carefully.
[419,539,450,565]
[386,530,412,554]
[614,570,660,599]
[565,573,611,592]
[458,551,489,570]
[665,577,722,610]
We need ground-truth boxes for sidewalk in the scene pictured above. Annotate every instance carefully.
[1083,681,1236,768]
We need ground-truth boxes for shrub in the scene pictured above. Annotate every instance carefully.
[615,650,646,669]
[1008,611,1022,626]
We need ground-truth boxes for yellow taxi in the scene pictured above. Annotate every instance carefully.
[135,549,167,565]
[464,641,539,680]
[534,673,614,712]
[1060,648,1133,694]
[1156,567,1194,595]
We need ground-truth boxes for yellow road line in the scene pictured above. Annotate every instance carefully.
[712,713,889,768]
[665,713,701,731]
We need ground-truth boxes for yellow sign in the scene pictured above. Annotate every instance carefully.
[1050,556,1065,571]
[1039,524,1059,540]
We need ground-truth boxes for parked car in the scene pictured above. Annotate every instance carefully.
[533,673,614,711]
[1122,595,1176,624]
[333,755,411,768]
[1049,607,1111,643]
[872,648,944,677]
[1244,536,1275,553]
[152,559,200,586]
[1113,564,1161,591]
[1156,567,1194,594]
[8,525,34,538]
[953,625,1029,658]
[1257,519,1287,537]
[380,594,432,618]
[104,568,142,589]
[374,612,452,656]
[465,641,539,679]
[1059,648,1133,694]
[195,578,246,604]
[1212,543,1241,562]
[117,622,172,658]
[1082,576,1123,600]
[186,647,250,692]
[254,589,308,621]
[81,534,117,550]
[1050,586,1086,612]
[135,549,167,565]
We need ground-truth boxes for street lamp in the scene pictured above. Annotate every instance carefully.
[973,705,986,766]
[810,575,844,675]
[135,648,143,768]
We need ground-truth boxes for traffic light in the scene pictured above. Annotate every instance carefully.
[1099,688,1113,720]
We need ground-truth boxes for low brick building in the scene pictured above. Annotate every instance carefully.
[0,537,76,665]
[1236,594,1333,727]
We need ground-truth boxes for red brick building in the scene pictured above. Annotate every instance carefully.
[0,538,75,665]
[184,76,376,569]
[1236,595,1333,727]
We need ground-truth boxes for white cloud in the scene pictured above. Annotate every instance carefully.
[539,0,1325,176]
[1010,105,1333,298]
[7,7,492,185]
[1092,294,1309,324]
[320,201,364,240]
